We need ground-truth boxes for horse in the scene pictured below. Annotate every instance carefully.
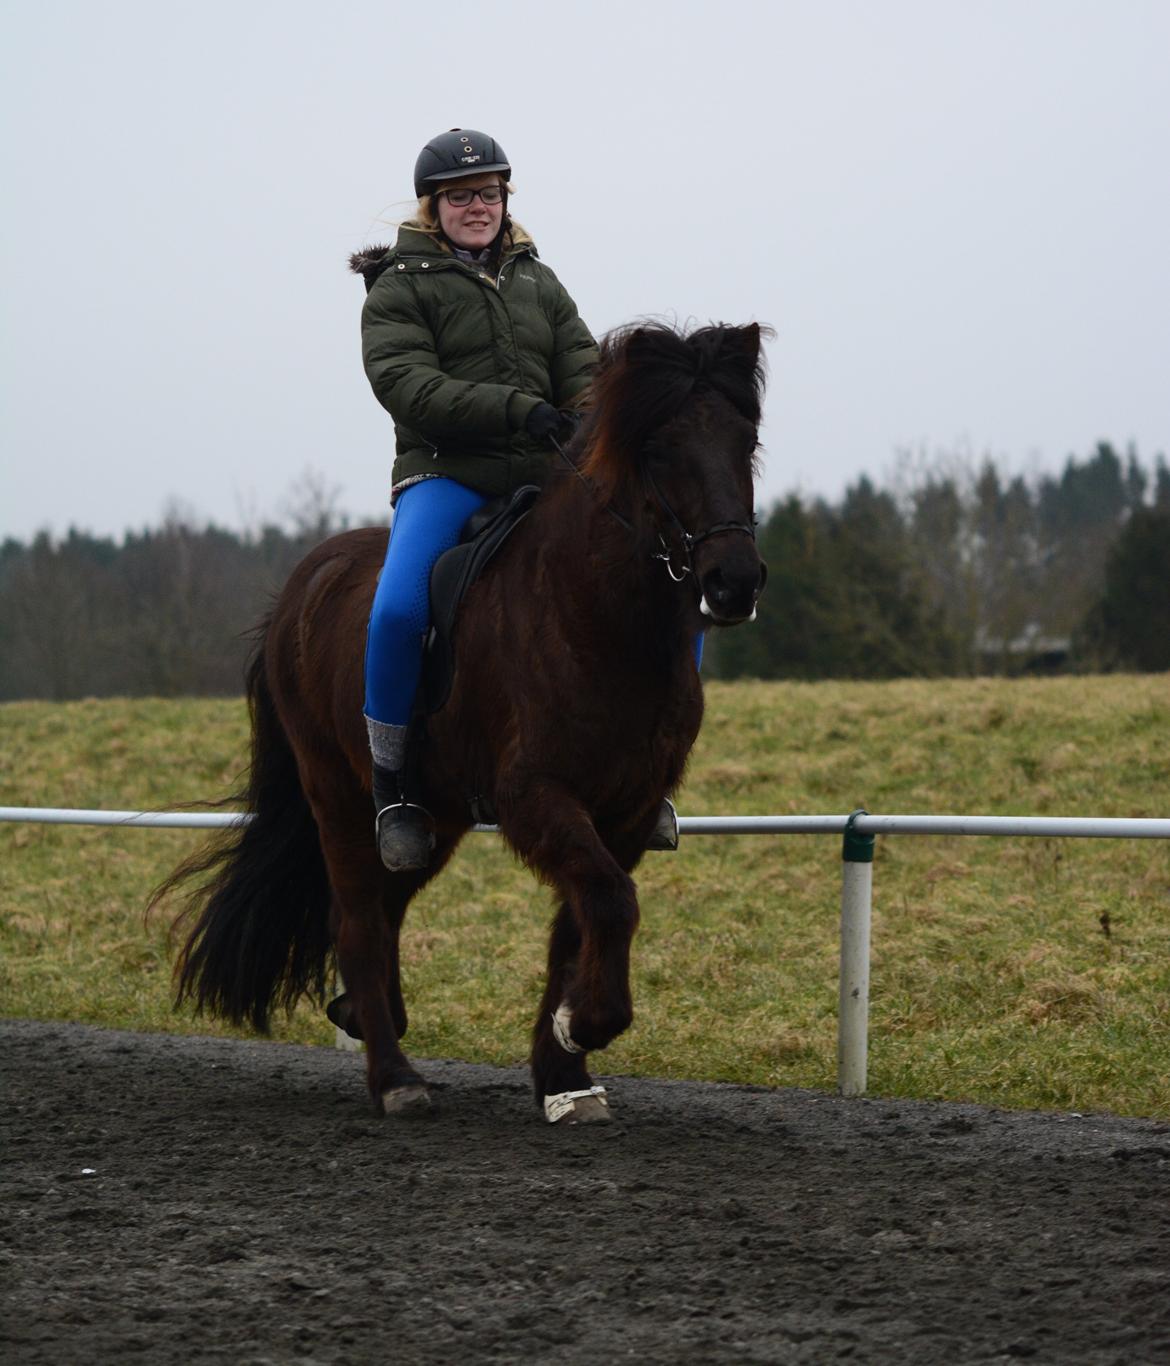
[160,320,769,1124]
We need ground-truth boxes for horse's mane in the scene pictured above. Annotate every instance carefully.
[581,321,768,500]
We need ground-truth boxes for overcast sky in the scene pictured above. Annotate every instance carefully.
[2,0,1167,542]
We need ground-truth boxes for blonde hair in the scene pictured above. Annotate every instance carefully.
[413,194,442,235]
[365,178,521,254]
[367,176,517,241]
[418,176,516,234]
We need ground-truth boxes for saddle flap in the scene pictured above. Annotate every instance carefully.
[421,484,541,715]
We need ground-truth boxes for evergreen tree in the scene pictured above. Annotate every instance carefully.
[1079,508,1170,671]
[708,480,958,679]
[705,496,837,679]
[1153,456,1170,509]
[1035,442,1131,637]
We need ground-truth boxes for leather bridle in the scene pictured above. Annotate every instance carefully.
[551,435,757,586]
[645,467,757,583]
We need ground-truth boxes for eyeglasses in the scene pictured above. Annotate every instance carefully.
[438,184,505,207]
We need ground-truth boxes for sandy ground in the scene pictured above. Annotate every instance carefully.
[2,1018,1168,1364]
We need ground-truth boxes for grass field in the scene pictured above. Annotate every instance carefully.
[2,675,1168,1117]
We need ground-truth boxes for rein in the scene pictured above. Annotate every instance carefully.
[550,435,756,584]
[551,433,634,535]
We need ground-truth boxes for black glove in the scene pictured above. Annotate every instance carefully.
[525,402,565,441]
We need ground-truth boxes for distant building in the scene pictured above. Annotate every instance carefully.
[975,623,1071,675]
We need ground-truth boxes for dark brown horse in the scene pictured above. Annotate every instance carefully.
[164,321,768,1123]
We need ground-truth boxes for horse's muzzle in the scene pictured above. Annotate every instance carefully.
[697,546,767,625]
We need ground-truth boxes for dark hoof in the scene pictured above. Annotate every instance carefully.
[326,993,363,1041]
[380,1084,433,1118]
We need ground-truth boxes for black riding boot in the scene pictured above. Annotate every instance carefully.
[372,763,435,872]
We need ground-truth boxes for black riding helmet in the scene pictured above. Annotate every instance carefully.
[413,128,511,197]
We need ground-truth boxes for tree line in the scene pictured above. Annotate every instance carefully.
[0,478,350,701]
[1,443,1166,701]
[706,442,1169,680]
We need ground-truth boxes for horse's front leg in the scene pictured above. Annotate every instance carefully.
[497,780,639,1124]
[529,899,595,1113]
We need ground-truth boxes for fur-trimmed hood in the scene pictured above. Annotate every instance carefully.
[349,219,536,288]
[348,242,395,288]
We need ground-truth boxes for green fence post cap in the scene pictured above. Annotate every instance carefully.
[843,808,875,863]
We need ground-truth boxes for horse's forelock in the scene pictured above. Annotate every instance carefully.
[581,322,768,497]
[582,326,694,494]
[687,323,768,426]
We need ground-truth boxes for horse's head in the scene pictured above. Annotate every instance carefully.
[583,321,769,625]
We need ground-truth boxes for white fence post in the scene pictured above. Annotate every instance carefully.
[837,810,875,1097]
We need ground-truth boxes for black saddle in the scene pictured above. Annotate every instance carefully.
[418,484,541,716]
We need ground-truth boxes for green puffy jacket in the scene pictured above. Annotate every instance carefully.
[350,223,598,499]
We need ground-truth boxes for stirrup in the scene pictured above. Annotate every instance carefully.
[375,801,435,872]
[646,797,680,851]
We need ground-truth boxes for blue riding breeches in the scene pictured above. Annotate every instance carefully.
[364,478,489,726]
[362,475,706,728]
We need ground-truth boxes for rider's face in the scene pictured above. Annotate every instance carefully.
[435,174,505,252]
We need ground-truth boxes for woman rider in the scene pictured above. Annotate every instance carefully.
[351,128,597,872]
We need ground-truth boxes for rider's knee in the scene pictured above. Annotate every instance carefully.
[368,578,430,640]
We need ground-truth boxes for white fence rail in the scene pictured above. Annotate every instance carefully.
[3,805,1168,1095]
[5,807,1170,839]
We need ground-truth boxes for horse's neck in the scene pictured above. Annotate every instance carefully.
[537,480,694,661]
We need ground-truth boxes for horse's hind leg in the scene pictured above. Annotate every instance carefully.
[382,871,411,1039]
[334,897,430,1116]
[328,870,411,1042]
[312,795,436,1117]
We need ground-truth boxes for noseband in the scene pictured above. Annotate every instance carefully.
[645,468,757,583]
[552,436,757,586]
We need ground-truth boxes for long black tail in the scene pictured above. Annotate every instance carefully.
[156,632,332,1032]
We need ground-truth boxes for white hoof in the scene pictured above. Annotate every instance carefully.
[381,1084,432,1117]
[544,1086,611,1125]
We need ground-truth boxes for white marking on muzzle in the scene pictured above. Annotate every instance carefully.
[552,1002,583,1054]
[700,595,759,623]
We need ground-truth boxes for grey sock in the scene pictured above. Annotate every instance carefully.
[365,716,408,771]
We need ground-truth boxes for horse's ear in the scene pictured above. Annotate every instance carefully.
[598,325,652,375]
[709,323,770,423]
[730,323,761,364]
[621,327,656,363]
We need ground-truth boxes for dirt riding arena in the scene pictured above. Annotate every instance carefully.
[3,1020,1167,1364]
